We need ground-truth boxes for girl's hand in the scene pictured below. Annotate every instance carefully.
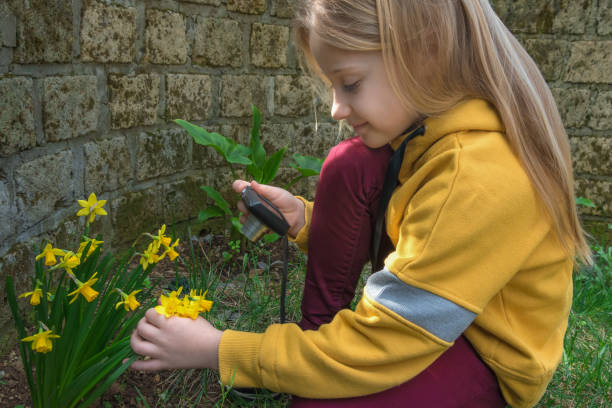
[233,180,305,238]
[130,308,223,371]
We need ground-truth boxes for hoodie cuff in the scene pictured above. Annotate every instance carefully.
[218,330,265,389]
[288,196,313,253]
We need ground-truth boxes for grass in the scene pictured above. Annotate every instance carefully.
[135,232,611,407]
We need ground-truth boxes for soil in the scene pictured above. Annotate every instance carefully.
[0,232,294,408]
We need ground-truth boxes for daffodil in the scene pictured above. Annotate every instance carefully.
[76,238,104,259]
[35,243,66,266]
[77,193,107,224]
[22,329,60,354]
[115,289,142,311]
[50,251,81,275]
[189,289,213,313]
[19,287,43,306]
[161,238,179,261]
[140,240,162,269]
[154,287,183,317]
[156,224,172,247]
[67,272,99,304]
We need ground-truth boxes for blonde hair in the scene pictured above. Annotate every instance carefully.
[294,0,591,264]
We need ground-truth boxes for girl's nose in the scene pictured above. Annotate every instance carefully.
[331,91,351,120]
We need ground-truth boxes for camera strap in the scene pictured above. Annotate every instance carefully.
[372,124,425,269]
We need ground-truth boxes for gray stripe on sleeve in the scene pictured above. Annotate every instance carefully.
[364,268,476,342]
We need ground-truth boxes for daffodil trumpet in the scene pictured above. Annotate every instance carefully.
[67,272,99,304]
[114,288,142,311]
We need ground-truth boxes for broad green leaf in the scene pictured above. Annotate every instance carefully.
[261,148,286,184]
[226,143,252,165]
[174,119,251,165]
[246,164,264,182]
[290,153,324,177]
[263,233,281,243]
[575,197,596,208]
[249,105,266,167]
[231,216,243,233]
[201,186,232,215]
[198,206,225,222]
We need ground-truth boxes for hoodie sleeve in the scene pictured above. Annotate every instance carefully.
[287,196,313,254]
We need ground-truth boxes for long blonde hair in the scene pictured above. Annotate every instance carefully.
[294,0,591,264]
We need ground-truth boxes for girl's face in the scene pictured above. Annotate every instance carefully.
[309,33,420,148]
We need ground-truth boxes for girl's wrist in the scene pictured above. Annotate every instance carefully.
[289,197,306,238]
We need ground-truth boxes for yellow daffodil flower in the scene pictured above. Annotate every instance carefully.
[76,238,104,259]
[189,289,213,313]
[154,287,183,317]
[35,243,66,266]
[19,288,43,306]
[50,251,81,275]
[163,239,180,261]
[77,193,107,224]
[157,224,172,247]
[115,289,142,311]
[140,240,162,269]
[22,329,60,354]
[67,272,99,304]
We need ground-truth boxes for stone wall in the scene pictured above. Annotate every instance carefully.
[0,0,610,352]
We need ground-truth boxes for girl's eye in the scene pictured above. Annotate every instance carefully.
[343,80,361,93]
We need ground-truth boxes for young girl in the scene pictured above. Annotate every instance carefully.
[129,1,591,406]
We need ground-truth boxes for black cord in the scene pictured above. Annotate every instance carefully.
[280,235,288,324]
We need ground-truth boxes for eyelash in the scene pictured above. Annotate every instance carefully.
[342,80,361,93]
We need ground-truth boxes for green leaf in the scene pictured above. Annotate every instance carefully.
[231,216,243,233]
[198,207,225,222]
[261,148,286,184]
[263,233,281,243]
[575,197,596,208]
[290,153,324,177]
[201,186,232,215]
[174,119,251,165]
[249,105,266,167]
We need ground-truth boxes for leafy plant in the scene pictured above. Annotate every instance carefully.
[174,105,323,238]
[4,194,181,408]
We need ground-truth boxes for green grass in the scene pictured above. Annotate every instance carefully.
[141,234,611,407]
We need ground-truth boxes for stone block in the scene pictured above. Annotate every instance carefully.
[293,122,340,158]
[135,128,191,181]
[565,41,612,84]
[182,0,221,5]
[570,136,612,176]
[166,74,212,121]
[523,39,570,81]
[193,18,243,68]
[597,0,612,35]
[489,0,510,22]
[227,0,265,15]
[551,87,590,128]
[588,90,612,131]
[11,0,72,63]
[271,0,295,18]
[84,136,130,193]
[504,0,555,34]
[43,76,100,142]
[274,76,313,117]
[250,23,289,68]
[574,178,611,217]
[81,2,137,63]
[15,150,73,226]
[0,178,13,239]
[552,0,591,34]
[0,9,16,47]
[145,9,187,65]
[109,74,160,129]
[260,123,294,159]
[162,175,209,222]
[0,77,35,157]
[220,75,267,117]
[110,187,165,246]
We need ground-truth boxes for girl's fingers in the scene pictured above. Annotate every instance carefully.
[130,358,166,372]
[136,318,161,342]
[130,330,160,358]
[145,308,166,328]
[232,179,250,193]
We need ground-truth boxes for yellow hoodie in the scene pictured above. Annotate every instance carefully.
[219,99,573,408]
